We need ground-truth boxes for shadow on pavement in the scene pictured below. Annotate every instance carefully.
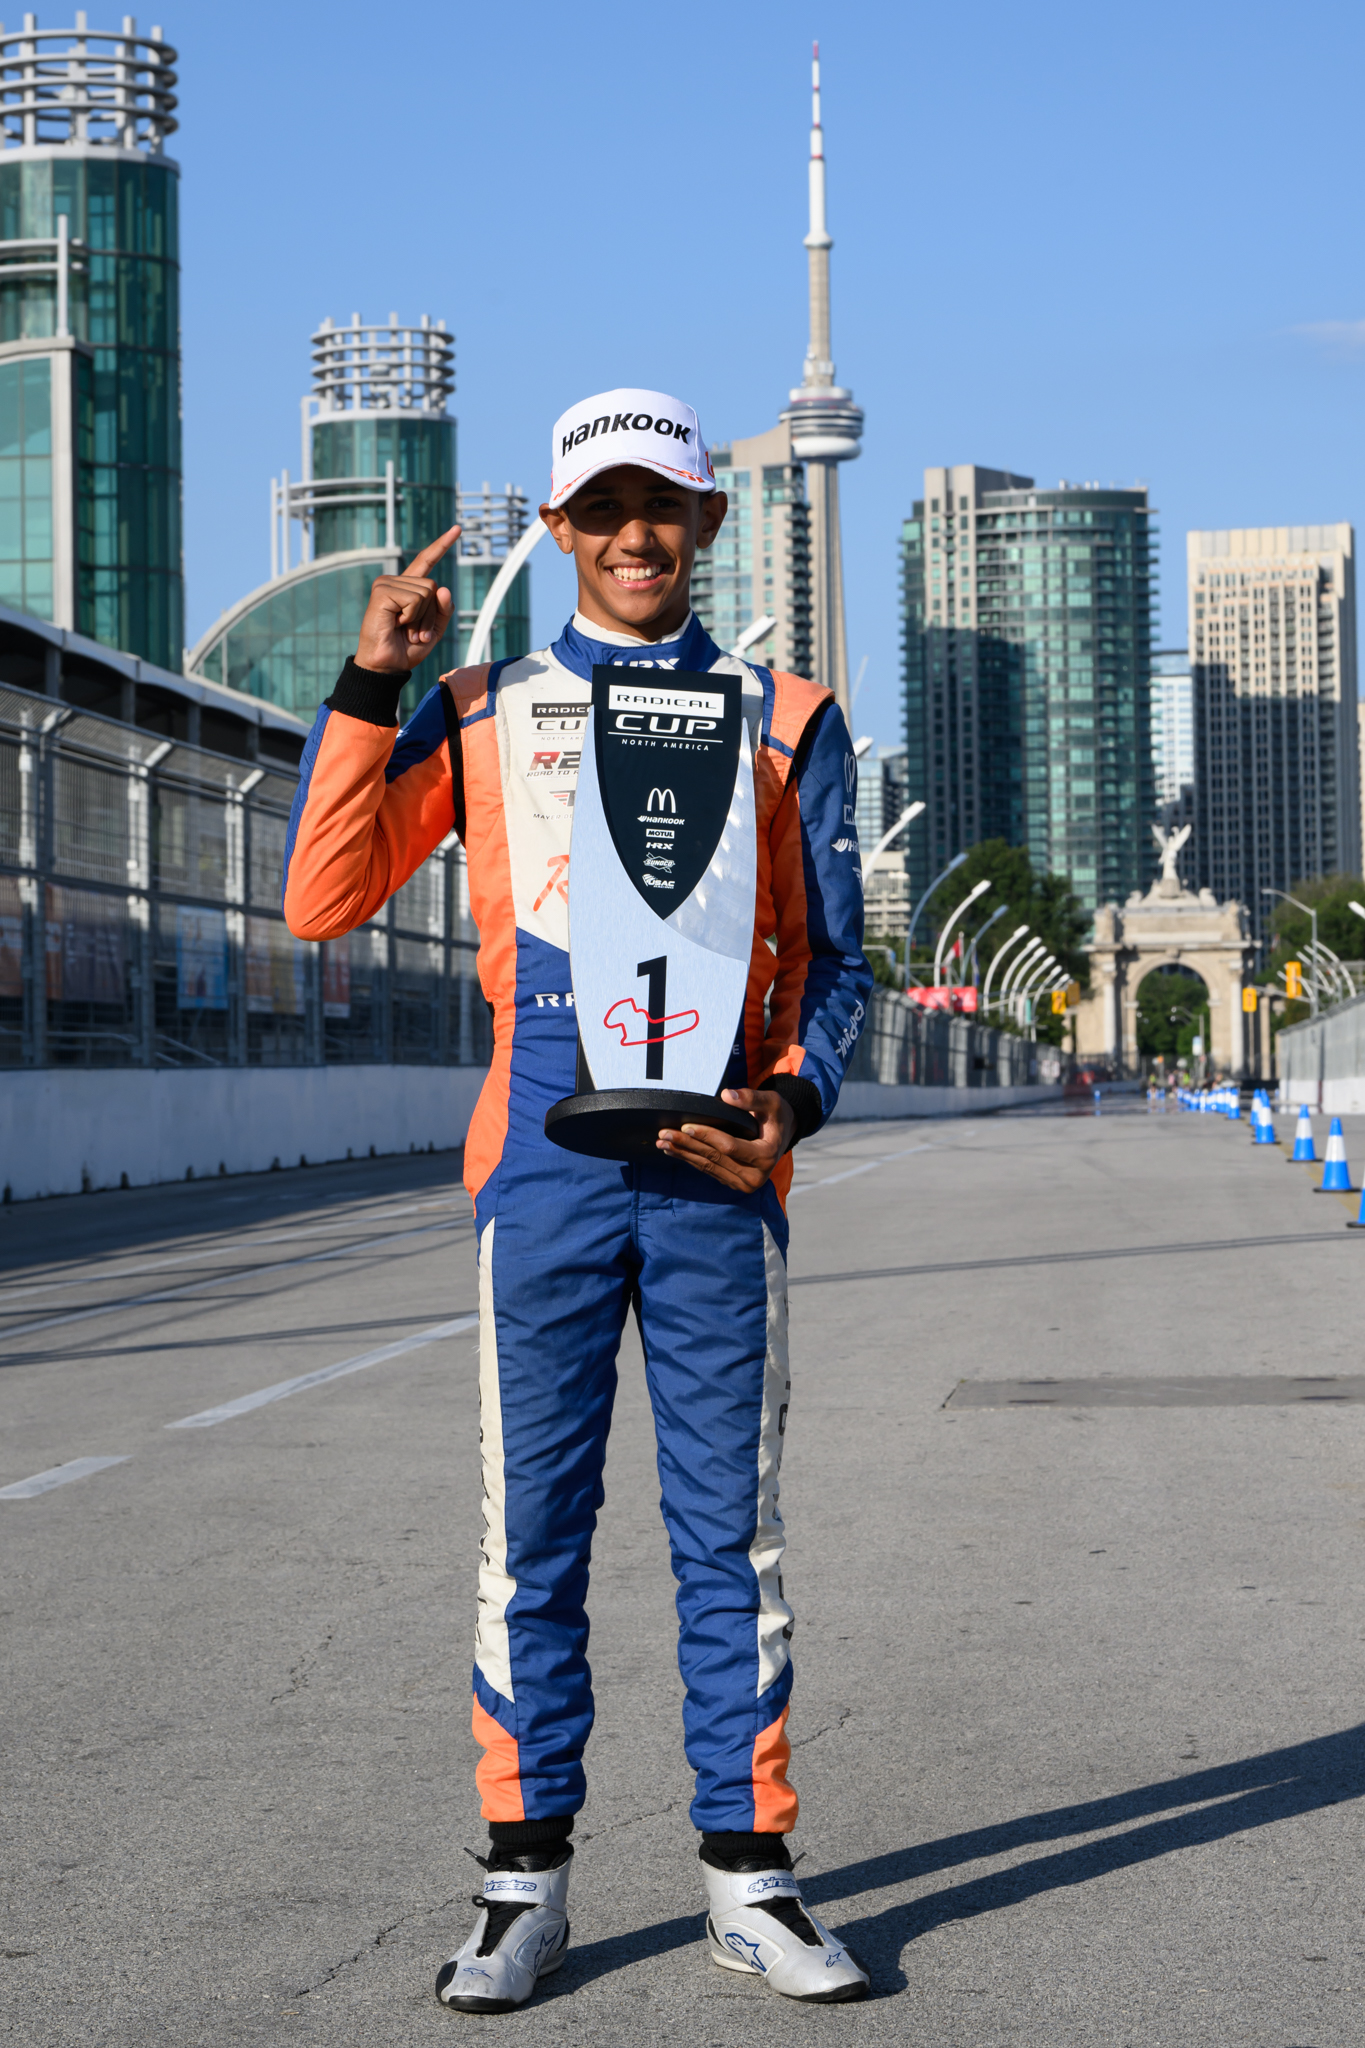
[550,1723,1365,2000]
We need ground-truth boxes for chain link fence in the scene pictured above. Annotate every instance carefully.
[0,683,491,1072]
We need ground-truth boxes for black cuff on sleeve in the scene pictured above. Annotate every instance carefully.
[766,1073,824,1147]
[326,656,407,728]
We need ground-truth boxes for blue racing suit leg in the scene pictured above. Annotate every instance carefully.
[471,1147,635,1822]
[471,1149,797,1835]
[634,1161,797,1834]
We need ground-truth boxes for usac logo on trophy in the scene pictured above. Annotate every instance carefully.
[544,666,760,1161]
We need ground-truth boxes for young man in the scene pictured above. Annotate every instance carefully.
[282,389,872,2010]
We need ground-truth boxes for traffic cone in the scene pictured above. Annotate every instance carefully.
[1227,1090,1241,1120]
[1316,1118,1354,1192]
[1290,1107,1317,1162]
[1253,1095,1276,1145]
[1346,1179,1365,1228]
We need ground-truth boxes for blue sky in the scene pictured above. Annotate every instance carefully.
[172,0,1365,747]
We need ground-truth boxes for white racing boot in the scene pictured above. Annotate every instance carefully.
[435,1848,572,2013]
[702,1854,869,2002]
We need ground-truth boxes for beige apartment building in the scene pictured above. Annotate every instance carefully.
[690,422,812,676]
[1189,525,1359,937]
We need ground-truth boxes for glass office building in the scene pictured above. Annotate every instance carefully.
[0,17,182,670]
[901,464,1156,913]
[189,317,532,721]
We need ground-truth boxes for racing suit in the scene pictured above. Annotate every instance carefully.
[281,609,870,1833]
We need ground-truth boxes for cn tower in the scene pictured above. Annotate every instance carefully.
[781,43,863,719]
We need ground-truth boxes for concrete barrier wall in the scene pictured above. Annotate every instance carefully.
[0,1064,489,1201]
[831,1080,1062,1121]
[2,987,1071,1201]
[1276,996,1365,1112]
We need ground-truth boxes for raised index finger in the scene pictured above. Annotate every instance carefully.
[405,525,462,580]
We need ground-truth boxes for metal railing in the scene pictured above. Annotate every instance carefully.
[0,681,490,1074]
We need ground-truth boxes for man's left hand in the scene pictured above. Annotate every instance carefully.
[656,1087,796,1192]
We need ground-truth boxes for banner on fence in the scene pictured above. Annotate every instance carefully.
[906,985,979,1015]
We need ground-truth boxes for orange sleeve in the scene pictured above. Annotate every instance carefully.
[282,683,463,940]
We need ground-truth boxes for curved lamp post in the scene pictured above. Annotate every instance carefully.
[996,938,1045,1017]
[466,516,549,667]
[1262,886,1319,1017]
[981,923,1030,1014]
[904,851,967,989]
[1307,937,1354,1003]
[966,902,1010,987]
[933,877,992,986]
[998,935,1046,1012]
[1015,953,1058,1028]
[861,801,925,886]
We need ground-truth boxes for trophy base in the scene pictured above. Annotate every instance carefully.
[544,1089,760,1163]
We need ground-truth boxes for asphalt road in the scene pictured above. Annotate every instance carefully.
[3,1102,1363,2045]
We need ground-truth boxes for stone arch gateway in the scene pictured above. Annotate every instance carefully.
[1073,843,1253,1074]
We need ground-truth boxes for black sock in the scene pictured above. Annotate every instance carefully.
[487,1815,574,1868]
[699,1830,792,1871]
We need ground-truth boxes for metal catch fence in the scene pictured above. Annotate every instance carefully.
[0,682,491,1071]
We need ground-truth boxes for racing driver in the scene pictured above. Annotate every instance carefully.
[281,388,872,2011]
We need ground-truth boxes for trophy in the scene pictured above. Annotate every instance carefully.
[544,665,761,1161]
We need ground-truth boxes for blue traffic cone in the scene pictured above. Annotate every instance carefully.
[1346,1179,1365,1228]
[1252,1095,1275,1144]
[1227,1091,1241,1120]
[1316,1118,1354,1192]
[1291,1107,1317,1162]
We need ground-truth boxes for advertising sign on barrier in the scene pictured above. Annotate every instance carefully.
[906,985,979,1015]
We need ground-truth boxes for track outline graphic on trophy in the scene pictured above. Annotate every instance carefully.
[603,957,701,1078]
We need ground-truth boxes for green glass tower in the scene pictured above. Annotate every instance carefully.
[189,315,533,723]
[0,14,181,670]
[901,465,1156,913]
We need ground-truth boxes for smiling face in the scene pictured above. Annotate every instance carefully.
[539,464,728,641]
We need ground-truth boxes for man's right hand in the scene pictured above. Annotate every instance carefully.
[355,526,460,674]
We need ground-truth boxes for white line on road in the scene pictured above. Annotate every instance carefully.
[788,1142,936,1196]
[0,1455,131,1500]
[0,1221,466,1347]
[165,1314,479,1429]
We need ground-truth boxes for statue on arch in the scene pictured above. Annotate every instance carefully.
[1151,820,1192,888]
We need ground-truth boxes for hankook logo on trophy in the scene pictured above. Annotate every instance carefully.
[544,665,760,1161]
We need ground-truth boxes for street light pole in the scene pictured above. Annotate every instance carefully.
[998,936,1046,1013]
[1016,955,1058,1031]
[933,877,992,986]
[966,902,1010,987]
[981,923,1030,1014]
[1262,887,1319,1017]
[904,851,967,989]
[860,801,925,885]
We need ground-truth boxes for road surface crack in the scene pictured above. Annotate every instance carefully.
[791,1707,854,1750]
[295,1892,461,1997]
[271,1627,335,1704]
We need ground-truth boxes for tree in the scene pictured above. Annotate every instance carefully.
[926,840,1091,988]
[1135,969,1208,1061]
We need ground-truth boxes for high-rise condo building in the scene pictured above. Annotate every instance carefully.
[0,14,182,669]
[188,316,530,722]
[901,465,1156,913]
[689,421,811,674]
[1152,647,1194,829]
[778,44,860,711]
[1189,525,1359,934]
[854,744,912,937]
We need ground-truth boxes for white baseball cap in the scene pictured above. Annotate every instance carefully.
[548,387,715,510]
